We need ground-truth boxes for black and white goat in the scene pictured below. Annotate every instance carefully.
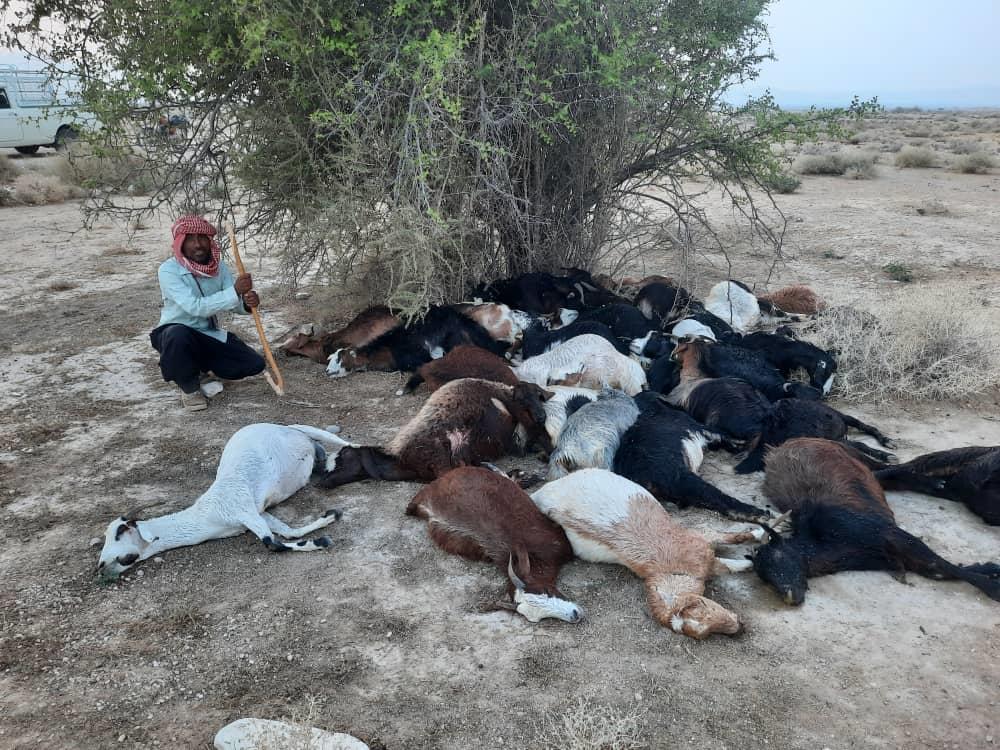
[96,424,350,581]
[613,392,769,521]
[575,303,657,341]
[520,320,629,358]
[736,331,838,395]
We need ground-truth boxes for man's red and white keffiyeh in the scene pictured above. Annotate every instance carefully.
[171,215,222,277]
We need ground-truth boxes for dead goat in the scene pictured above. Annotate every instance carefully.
[734,398,895,474]
[320,378,553,488]
[532,469,764,638]
[874,446,1000,525]
[97,424,350,582]
[547,388,640,479]
[278,306,401,364]
[399,345,517,395]
[407,466,582,622]
[614,392,770,521]
[751,438,1000,605]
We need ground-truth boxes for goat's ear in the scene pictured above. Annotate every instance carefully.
[540,389,555,402]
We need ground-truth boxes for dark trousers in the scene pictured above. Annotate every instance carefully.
[150,324,265,393]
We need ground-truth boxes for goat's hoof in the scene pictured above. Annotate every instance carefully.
[314,536,332,549]
[323,508,343,520]
[263,536,290,553]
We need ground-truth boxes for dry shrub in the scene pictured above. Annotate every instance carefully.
[953,152,995,174]
[12,173,82,205]
[53,142,147,191]
[808,289,1000,403]
[102,244,142,256]
[534,698,644,750]
[0,153,20,183]
[894,146,936,168]
[949,140,981,155]
[47,281,79,292]
[913,200,950,216]
[794,152,877,177]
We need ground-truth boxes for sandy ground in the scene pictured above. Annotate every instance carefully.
[1,112,999,750]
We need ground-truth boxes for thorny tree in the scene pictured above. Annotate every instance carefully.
[3,0,874,314]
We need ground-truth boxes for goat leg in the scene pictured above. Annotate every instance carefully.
[843,440,896,468]
[883,525,1000,602]
[874,468,950,498]
[839,413,894,448]
[664,473,770,523]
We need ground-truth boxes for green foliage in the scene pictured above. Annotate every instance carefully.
[3,0,877,314]
[883,262,914,283]
[761,172,801,194]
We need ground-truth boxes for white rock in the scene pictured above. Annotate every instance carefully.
[200,381,224,398]
[89,537,102,547]
[214,719,369,750]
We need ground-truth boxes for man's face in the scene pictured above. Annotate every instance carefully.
[181,233,212,264]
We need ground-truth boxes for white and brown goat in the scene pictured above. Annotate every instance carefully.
[532,469,763,639]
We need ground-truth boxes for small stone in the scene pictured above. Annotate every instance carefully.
[118,735,125,742]
[89,537,102,547]
[154,557,164,563]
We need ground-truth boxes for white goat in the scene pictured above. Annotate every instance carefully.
[513,334,647,396]
[547,388,640,480]
[531,469,764,639]
[96,424,353,581]
[704,281,760,333]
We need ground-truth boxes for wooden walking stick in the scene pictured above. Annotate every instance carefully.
[225,222,286,396]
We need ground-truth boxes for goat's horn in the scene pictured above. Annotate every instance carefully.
[507,554,527,590]
[757,522,780,542]
[771,510,793,529]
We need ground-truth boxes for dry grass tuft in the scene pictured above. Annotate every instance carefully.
[102,244,143,257]
[808,289,1000,403]
[534,697,644,750]
[12,173,82,205]
[794,151,877,178]
[894,146,936,168]
[53,142,148,192]
[0,153,20,183]
[47,281,80,292]
[953,152,995,174]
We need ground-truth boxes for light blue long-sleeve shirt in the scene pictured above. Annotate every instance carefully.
[156,257,249,343]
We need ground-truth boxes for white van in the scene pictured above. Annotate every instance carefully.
[0,66,94,154]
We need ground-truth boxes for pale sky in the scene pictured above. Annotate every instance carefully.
[3,0,998,107]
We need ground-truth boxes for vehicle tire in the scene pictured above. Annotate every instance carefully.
[54,126,78,151]
[14,145,40,155]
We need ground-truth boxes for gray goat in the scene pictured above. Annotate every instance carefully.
[547,388,641,480]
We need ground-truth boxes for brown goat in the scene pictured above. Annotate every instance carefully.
[452,302,525,345]
[406,467,582,622]
[758,285,826,315]
[278,306,401,364]
[320,378,554,488]
[400,345,518,394]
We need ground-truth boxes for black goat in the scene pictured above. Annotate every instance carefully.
[471,272,580,315]
[613,392,770,522]
[575,303,656,340]
[736,332,838,395]
[734,398,895,474]
[751,438,1000,605]
[635,282,694,327]
[874,446,1000,525]
[674,338,821,402]
[646,354,681,394]
[521,320,629,358]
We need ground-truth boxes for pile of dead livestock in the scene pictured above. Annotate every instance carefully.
[99,270,1000,639]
